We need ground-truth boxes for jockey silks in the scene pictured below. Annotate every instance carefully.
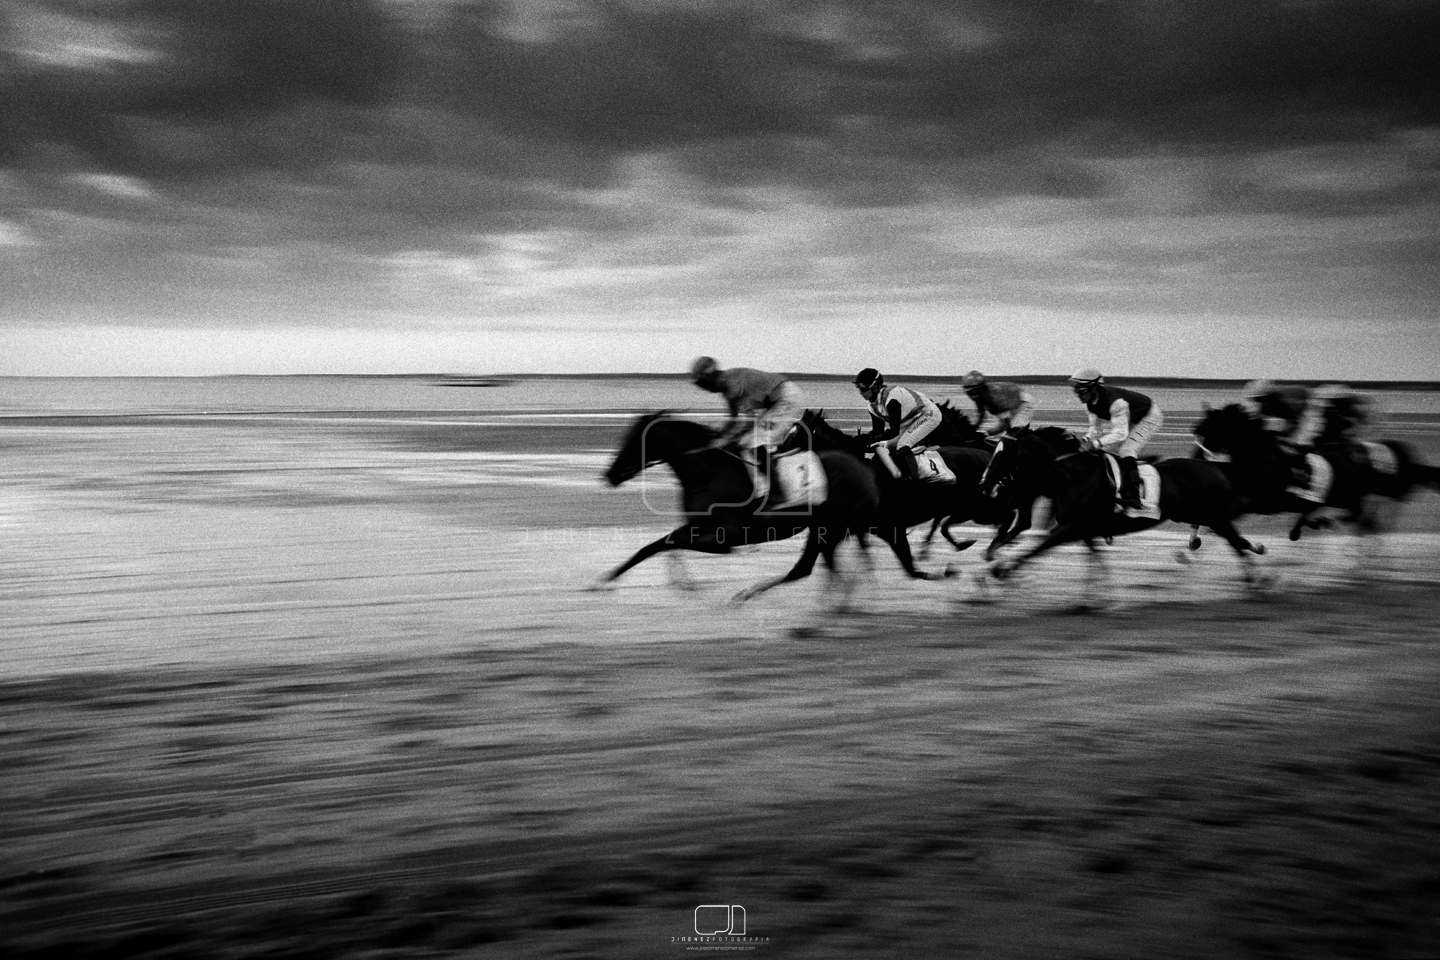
[1083,385,1153,425]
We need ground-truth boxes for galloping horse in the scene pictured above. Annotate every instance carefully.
[1193,402,1440,540]
[600,412,941,600]
[978,427,1267,593]
[786,409,1017,561]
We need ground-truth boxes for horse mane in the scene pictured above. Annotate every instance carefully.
[937,400,987,444]
[1195,403,1270,451]
[1026,424,1082,453]
[799,408,860,443]
[623,410,719,445]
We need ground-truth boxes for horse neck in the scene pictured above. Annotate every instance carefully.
[641,421,725,482]
[809,422,865,456]
[1025,440,1100,498]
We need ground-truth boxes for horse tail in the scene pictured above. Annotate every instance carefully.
[1374,441,1440,495]
[1422,462,1440,492]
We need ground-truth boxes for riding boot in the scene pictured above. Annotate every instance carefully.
[895,445,919,482]
[747,446,770,504]
[1119,456,1143,510]
[1289,451,1311,489]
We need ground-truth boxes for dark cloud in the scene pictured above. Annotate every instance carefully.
[6,0,1438,193]
[5,0,404,175]
[3,0,1439,359]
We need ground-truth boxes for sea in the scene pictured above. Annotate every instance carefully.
[3,375,1439,677]
[6,374,1440,417]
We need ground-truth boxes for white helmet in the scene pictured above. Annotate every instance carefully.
[1068,367,1103,392]
[690,356,719,382]
[1242,379,1276,400]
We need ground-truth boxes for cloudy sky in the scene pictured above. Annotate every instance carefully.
[2,0,1437,377]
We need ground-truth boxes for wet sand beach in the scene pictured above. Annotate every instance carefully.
[3,382,1440,958]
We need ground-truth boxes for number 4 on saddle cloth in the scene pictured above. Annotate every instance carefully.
[876,446,957,484]
[1100,454,1162,519]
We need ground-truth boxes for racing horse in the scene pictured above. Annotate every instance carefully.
[978,426,1267,597]
[782,409,1018,563]
[1193,402,1440,541]
[599,412,945,600]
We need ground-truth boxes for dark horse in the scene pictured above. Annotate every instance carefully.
[600,412,942,600]
[784,408,1019,562]
[978,426,1267,596]
[1193,402,1440,541]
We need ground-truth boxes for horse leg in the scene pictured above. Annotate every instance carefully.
[987,500,1036,561]
[991,522,1084,581]
[597,525,726,586]
[920,517,942,560]
[1208,517,1267,590]
[941,521,978,553]
[1288,507,1319,541]
[733,526,824,602]
[876,524,954,580]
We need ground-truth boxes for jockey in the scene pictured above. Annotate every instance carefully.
[1068,367,1163,511]
[1240,379,1312,445]
[690,356,803,504]
[960,370,1035,436]
[854,367,943,481]
[1293,383,1370,451]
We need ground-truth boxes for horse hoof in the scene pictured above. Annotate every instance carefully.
[953,539,977,552]
[1188,537,1203,551]
[1253,543,1267,556]
[1288,529,1302,542]
[943,564,959,579]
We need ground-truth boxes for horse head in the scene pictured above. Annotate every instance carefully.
[936,400,988,446]
[1027,425,1084,457]
[605,411,718,486]
[979,430,1022,499]
[979,426,1081,500]
[1193,402,1262,459]
[789,408,864,455]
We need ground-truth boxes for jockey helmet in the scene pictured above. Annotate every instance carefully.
[690,356,719,382]
[1067,367,1103,385]
[1242,379,1276,400]
[960,370,986,391]
[853,367,883,390]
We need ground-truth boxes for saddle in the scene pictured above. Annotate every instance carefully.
[872,445,955,483]
[1285,452,1334,504]
[1100,454,1162,519]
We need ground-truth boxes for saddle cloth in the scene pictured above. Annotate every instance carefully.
[1286,452,1334,503]
[1361,441,1399,475]
[912,448,957,484]
[772,450,828,507]
[1102,455,1162,519]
